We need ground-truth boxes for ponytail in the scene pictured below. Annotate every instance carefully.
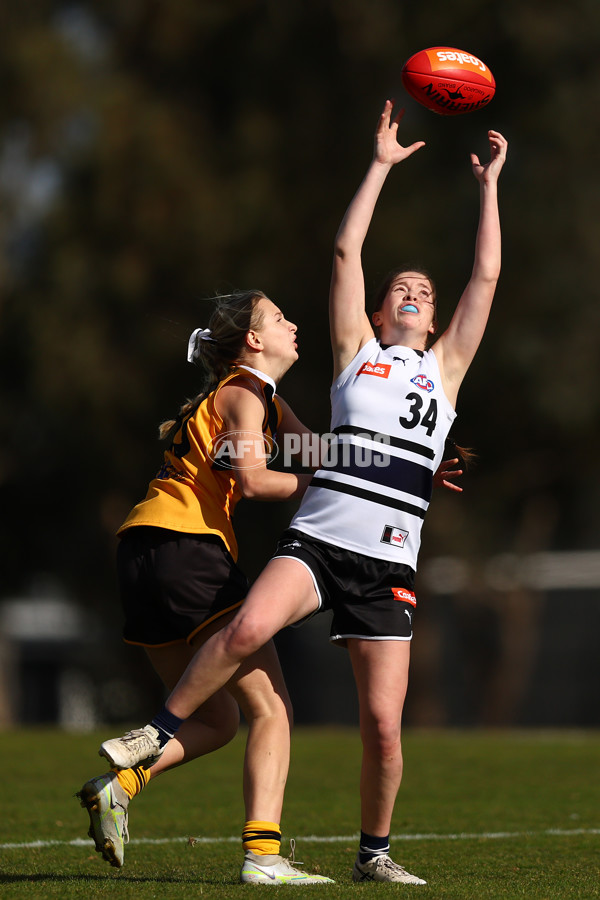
[444,436,476,470]
[159,289,267,440]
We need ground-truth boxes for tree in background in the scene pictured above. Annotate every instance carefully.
[1,0,599,724]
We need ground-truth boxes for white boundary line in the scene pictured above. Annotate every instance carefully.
[2,828,599,851]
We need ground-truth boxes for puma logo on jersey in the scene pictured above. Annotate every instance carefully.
[381,525,409,548]
[357,361,391,379]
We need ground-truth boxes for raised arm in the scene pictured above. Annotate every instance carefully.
[434,130,508,406]
[329,101,425,379]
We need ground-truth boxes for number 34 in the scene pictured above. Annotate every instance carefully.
[399,392,438,437]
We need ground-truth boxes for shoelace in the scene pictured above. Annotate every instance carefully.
[287,838,304,867]
[119,813,130,844]
[373,855,408,875]
[120,728,156,749]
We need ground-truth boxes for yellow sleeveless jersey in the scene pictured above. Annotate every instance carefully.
[117,367,281,561]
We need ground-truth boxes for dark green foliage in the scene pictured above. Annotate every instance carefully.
[1,3,599,720]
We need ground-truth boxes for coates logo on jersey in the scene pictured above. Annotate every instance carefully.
[391,587,417,607]
[357,361,391,379]
[381,524,409,548]
[410,374,434,392]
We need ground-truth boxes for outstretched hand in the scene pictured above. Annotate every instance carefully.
[374,100,426,166]
[433,458,464,493]
[471,130,508,184]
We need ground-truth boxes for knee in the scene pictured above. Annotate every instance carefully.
[263,683,293,730]
[362,717,402,760]
[242,693,293,733]
[222,616,270,661]
[234,671,294,731]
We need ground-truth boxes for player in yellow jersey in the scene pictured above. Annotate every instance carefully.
[77,290,334,885]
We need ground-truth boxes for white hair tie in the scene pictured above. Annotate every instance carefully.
[187,327,215,364]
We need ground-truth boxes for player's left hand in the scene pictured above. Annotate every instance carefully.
[433,458,463,493]
[470,130,508,183]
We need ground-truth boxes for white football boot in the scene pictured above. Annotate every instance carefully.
[240,842,334,885]
[352,853,426,884]
[99,724,163,769]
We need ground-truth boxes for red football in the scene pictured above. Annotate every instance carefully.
[401,47,495,116]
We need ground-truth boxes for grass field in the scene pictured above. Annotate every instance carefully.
[0,727,598,899]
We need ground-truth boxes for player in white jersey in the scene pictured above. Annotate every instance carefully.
[99,102,507,884]
[290,339,456,570]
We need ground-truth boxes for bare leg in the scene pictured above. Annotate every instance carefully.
[347,639,411,835]
[144,639,240,778]
[146,638,291,822]
[165,558,319,720]
[226,641,292,823]
[146,560,313,821]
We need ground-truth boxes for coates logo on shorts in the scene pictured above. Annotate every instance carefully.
[391,587,417,607]
[410,374,434,392]
[207,431,279,469]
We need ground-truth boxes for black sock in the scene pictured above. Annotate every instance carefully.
[359,830,390,864]
[150,706,184,747]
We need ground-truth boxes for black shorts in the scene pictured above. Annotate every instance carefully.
[117,526,249,647]
[272,528,417,646]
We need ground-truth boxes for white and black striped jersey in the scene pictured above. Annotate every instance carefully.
[290,338,456,569]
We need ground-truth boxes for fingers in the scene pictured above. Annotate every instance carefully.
[380,100,404,130]
[406,140,426,156]
[442,479,463,493]
[440,465,463,480]
[471,131,508,170]
[443,468,463,479]
[488,130,508,158]
[440,458,460,470]
[434,460,464,493]
[381,100,508,160]
[376,101,425,161]
[392,107,406,127]
[380,99,394,123]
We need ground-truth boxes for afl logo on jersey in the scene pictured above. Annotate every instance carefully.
[357,361,391,379]
[410,374,434,392]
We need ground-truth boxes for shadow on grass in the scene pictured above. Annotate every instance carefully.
[0,873,238,886]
